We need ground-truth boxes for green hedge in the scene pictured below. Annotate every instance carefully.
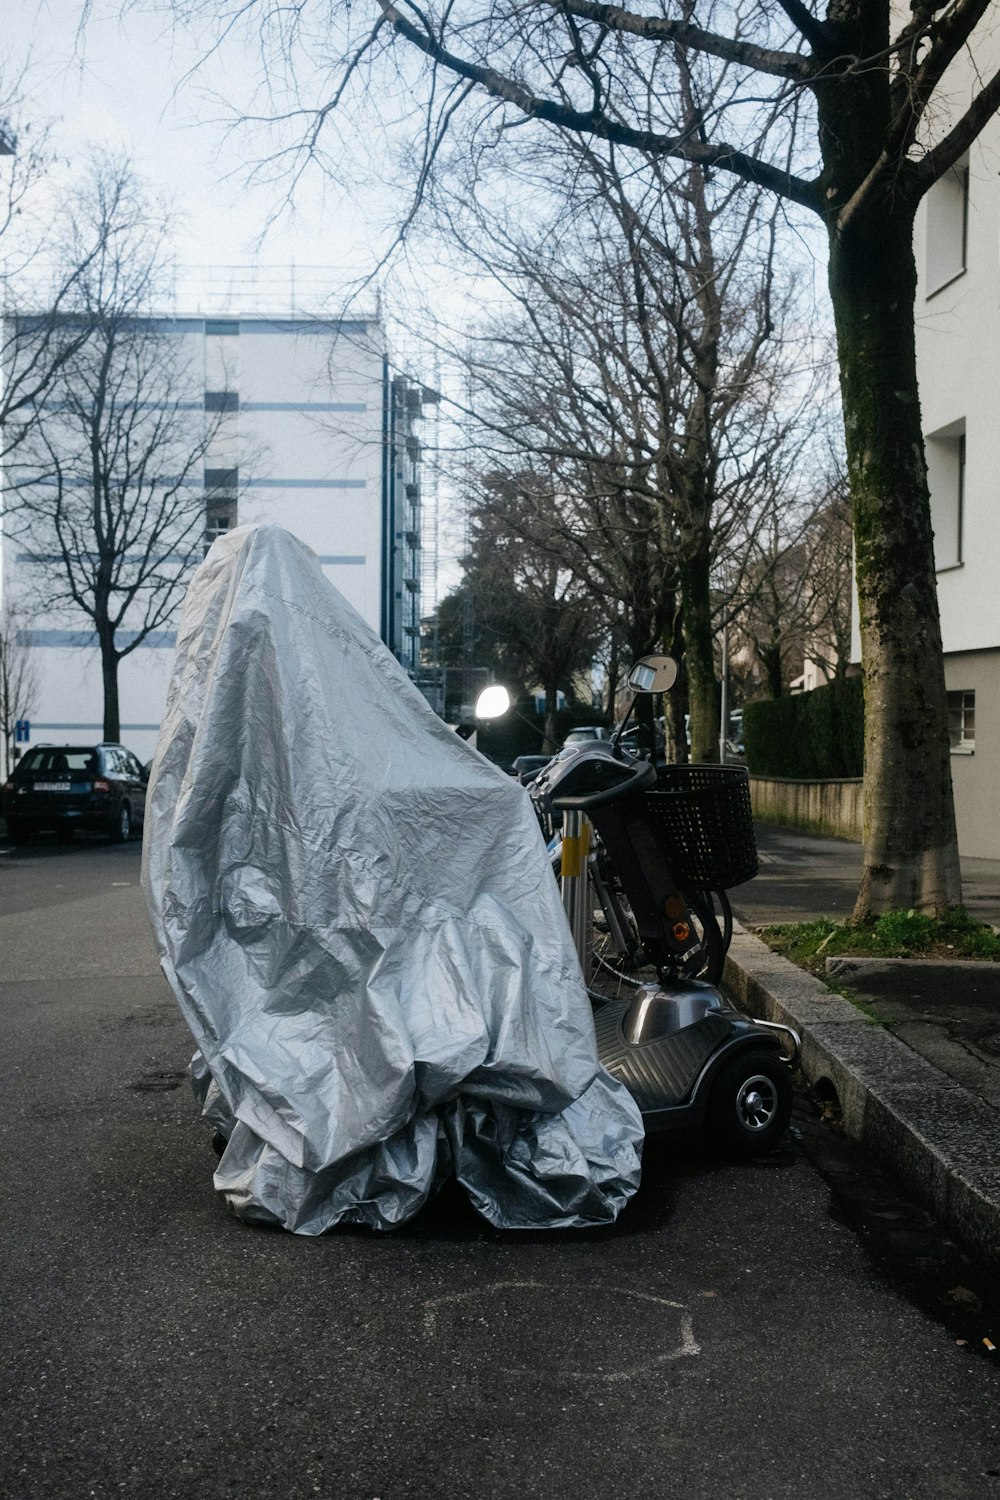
[744,677,864,779]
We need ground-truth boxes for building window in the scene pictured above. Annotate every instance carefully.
[948,690,975,752]
[925,157,969,295]
[205,467,239,490]
[204,496,237,552]
[204,467,239,553]
[926,424,964,570]
[205,390,239,412]
[205,319,240,336]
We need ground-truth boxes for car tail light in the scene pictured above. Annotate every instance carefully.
[92,779,111,794]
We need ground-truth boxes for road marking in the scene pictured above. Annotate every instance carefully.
[422,1278,700,1381]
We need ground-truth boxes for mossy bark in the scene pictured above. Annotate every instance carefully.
[664,601,689,763]
[827,206,960,917]
[680,540,719,763]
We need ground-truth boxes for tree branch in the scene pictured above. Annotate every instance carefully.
[910,64,1000,194]
[539,0,815,80]
[376,0,824,211]
[772,0,829,55]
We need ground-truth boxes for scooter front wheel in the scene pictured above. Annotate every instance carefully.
[707,1049,792,1157]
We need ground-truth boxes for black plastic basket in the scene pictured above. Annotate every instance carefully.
[642,764,758,889]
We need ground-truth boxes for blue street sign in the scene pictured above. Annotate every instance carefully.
[14,719,29,742]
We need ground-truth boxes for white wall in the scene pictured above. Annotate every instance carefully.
[4,315,398,766]
[902,32,1000,856]
[913,39,1000,658]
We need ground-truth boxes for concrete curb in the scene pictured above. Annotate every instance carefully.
[724,923,1000,1275]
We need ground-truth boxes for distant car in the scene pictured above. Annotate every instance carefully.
[561,726,611,748]
[3,743,148,845]
[511,754,552,786]
[726,711,745,757]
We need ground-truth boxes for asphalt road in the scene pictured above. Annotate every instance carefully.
[3,835,1000,1500]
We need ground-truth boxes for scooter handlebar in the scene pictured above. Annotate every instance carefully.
[545,753,657,811]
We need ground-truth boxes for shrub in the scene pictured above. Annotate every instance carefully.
[744,676,863,779]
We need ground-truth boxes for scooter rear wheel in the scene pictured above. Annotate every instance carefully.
[707,1049,792,1156]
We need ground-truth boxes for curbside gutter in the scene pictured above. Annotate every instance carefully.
[724,923,1000,1276]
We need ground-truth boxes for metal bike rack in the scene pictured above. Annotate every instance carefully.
[559,808,593,975]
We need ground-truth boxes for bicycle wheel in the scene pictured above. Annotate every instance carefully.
[587,860,648,1003]
[586,844,728,994]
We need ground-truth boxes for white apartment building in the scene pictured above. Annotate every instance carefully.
[3,312,433,767]
[905,44,1000,859]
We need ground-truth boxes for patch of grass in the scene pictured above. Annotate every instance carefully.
[873,908,937,951]
[757,907,1000,976]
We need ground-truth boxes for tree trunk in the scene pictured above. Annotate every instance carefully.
[100,628,120,742]
[828,206,961,917]
[605,626,620,721]
[761,641,784,701]
[680,542,718,763]
[542,682,560,753]
[664,602,688,764]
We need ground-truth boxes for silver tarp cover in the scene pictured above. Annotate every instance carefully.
[141,525,643,1232]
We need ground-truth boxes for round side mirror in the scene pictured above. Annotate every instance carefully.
[626,654,678,694]
[475,684,511,720]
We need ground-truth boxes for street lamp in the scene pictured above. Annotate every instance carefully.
[474,684,510,719]
[455,683,512,746]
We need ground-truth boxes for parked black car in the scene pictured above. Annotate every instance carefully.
[2,743,148,844]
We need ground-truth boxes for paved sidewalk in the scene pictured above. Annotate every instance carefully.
[727,824,1000,1274]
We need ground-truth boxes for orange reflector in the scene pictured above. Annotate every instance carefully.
[672,921,691,943]
[664,893,687,919]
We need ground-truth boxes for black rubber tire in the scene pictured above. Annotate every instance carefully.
[5,819,31,845]
[708,1048,793,1157]
[109,803,131,844]
[589,870,645,1001]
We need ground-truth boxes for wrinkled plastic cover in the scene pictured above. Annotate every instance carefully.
[142,526,643,1232]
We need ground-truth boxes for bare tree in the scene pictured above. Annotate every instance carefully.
[163,0,1000,914]
[456,472,604,750]
[0,74,112,461]
[0,599,37,781]
[374,0,982,917]
[5,156,232,742]
[731,487,852,701]
[430,131,825,759]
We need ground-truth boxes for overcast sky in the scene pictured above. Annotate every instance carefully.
[5,1,467,592]
[9,0,398,310]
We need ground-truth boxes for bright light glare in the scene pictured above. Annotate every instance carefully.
[475,684,510,719]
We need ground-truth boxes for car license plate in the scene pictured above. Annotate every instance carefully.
[34,782,72,792]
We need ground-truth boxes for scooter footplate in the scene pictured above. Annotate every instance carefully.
[593,1006,734,1112]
